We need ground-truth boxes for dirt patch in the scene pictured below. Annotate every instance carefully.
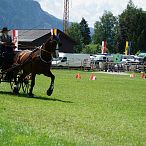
[94,71,129,76]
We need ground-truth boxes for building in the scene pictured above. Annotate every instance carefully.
[6,29,76,53]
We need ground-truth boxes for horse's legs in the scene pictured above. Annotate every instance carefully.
[44,70,55,96]
[28,73,36,97]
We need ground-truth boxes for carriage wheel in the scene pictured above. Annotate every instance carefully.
[22,75,30,94]
[10,71,22,93]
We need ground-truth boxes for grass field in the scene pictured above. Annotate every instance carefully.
[0,70,146,146]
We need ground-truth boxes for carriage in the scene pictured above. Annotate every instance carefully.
[0,33,61,96]
[0,50,31,94]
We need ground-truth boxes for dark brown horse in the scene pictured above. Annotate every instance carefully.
[13,34,61,96]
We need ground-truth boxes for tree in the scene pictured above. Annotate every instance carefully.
[118,0,146,54]
[82,44,102,54]
[93,11,118,53]
[92,21,102,44]
[79,17,91,45]
[67,19,92,53]
[67,22,83,53]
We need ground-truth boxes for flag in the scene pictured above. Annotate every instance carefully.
[125,41,128,55]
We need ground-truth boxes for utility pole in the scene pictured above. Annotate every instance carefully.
[63,0,69,33]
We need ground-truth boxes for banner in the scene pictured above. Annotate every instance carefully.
[125,41,128,55]
[54,28,57,36]
[51,28,54,36]
[12,29,18,50]
[101,40,106,54]
[125,41,132,55]
[51,28,57,36]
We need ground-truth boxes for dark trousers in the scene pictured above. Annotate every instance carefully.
[1,46,14,70]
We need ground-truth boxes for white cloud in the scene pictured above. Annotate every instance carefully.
[35,0,146,27]
[36,0,63,19]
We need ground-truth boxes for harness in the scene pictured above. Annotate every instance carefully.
[17,47,53,65]
[39,45,53,63]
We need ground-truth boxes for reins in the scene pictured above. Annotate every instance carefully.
[40,48,53,55]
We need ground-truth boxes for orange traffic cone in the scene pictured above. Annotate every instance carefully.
[141,72,145,78]
[130,74,136,78]
[76,73,81,79]
[89,73,96,80]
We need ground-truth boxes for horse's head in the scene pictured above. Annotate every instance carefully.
[43,34,62,58]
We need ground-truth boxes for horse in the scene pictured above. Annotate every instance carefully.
[12,34,62,97]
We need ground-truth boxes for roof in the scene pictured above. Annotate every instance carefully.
[18,29,51,42]
[17,29,76,44]
[1,28,76,44]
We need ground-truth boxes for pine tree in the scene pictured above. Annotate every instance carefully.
[67,22,83,53]
[79,18,91,45]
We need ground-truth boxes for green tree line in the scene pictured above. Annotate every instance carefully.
[67,0,146,55]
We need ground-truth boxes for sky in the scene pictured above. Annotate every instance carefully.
[35,0,146,27]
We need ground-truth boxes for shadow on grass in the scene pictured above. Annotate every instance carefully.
[0,91,73,103]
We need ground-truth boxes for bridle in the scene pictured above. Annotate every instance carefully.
[38,36,61,63]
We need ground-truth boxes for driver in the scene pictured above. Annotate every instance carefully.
[0,27,15,80]
[0,27,14,70]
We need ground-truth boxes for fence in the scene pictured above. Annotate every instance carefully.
[90,61,145,72]
[52,60,146,72]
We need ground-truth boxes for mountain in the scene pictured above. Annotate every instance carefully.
[0,0,63,30]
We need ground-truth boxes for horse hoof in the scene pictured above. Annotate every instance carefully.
[13,87,19,95]
[47,90,53,96]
